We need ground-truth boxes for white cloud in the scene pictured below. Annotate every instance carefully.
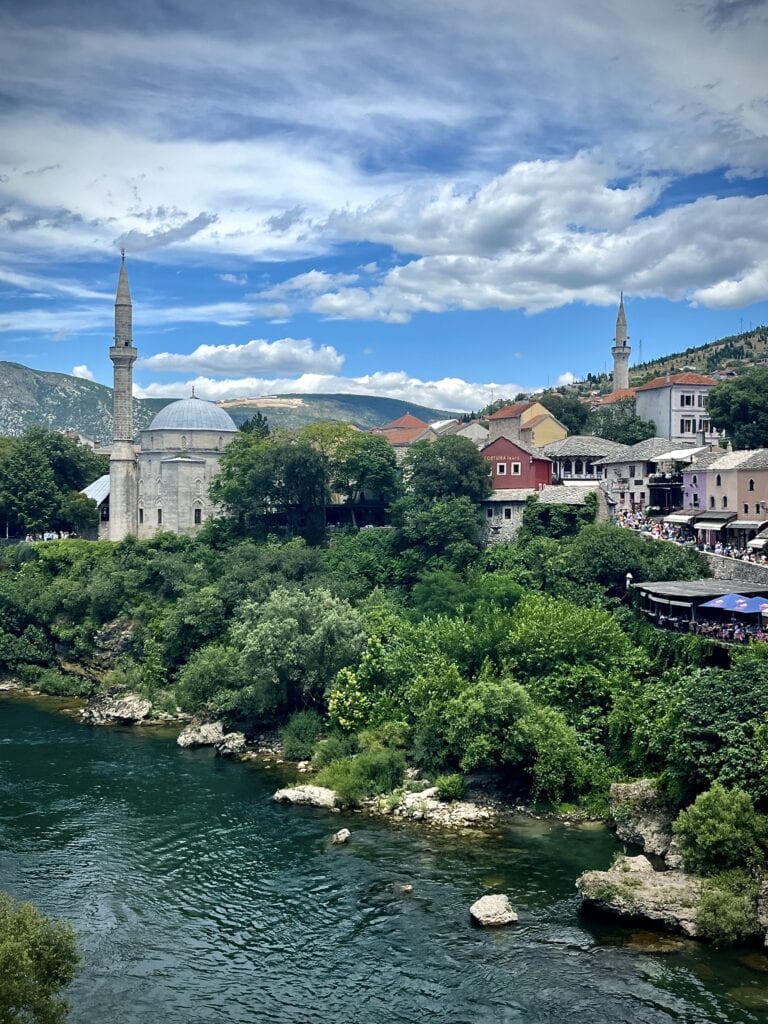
[140,337,344,375]
[555,371,576,386]
[218,273,248,285]
[257,270,360,300]
[134,370,525,412]
[72,363,95,380]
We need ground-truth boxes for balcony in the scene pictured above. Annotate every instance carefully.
[649,473,683,484]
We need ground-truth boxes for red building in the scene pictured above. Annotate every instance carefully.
[482,437,552,490]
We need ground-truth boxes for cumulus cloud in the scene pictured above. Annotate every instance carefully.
[72,363,95,380]
[134,370,524,412]
[218,272,247,285]
[140,337,344,375]
[556,371,576,386]
[257,270,360,300]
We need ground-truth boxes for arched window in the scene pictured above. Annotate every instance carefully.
[138,505,144,525]
[195,478,203,495]
[138,479,143,495]
[716,474,722,487]
[749,479,755,491]
[156,477,162,496]
[192,500,203,526]
[157,507,163,525]
[181,435,188,450]
[574,459,583,475]
[218,436,223,449]
[692,475,698,486]
[563,460,572,475]
[722,496,728,509]
[709,496,715,509]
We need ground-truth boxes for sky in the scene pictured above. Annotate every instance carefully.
[1,0,768,413]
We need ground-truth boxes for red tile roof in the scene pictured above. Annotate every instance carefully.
[381,412,430,429]
[591,387,637,406]
[635,372,717,392]
[487,402,533,420]
[371,425,432,446]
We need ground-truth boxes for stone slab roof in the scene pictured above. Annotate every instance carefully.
[537,483,600,505]
[543,435,629,459]
[634,580,768,599]
[481,488,537,502]
[594,437,686,466]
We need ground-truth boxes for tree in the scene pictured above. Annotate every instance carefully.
[331,432,399,522]
[0,891,80,1024]
[22,428,107,493]
[0,439,58,533]
[210,433,329,542]
[56,492,98,534]
[402,435,492,502]
[672,785,766,876]
[591,399,656,445]
[238,411,270,437]
[707,368,768,448]
[538,391,591,435]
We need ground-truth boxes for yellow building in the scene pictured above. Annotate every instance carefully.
[486,401,567,447]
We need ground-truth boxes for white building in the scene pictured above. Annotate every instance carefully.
[634,372,720,445]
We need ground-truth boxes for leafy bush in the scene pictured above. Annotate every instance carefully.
[435,773,467,801]
[697,870,760,946]
[281,709,324,760]
[673,785,766,875]
[312,733,358,769]
[315,746,406,805]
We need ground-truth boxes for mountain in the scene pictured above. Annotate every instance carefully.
[0,362,454,441]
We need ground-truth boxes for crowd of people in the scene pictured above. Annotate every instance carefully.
[23,530,77,543]
[615,510,768,563]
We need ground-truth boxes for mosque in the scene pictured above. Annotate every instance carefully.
[88,257,239,541]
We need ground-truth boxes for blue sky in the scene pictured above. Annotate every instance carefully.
[1,0,767,411]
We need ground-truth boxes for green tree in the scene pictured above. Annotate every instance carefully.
[591,399,656,445]
[402,435,492,502]
[673,785,766,876]
[707,368,768,448]
[538,391,591,434]
[331,432,399,522]
[0,439,58,533]
[0,891,80,1024]
[238,411,270,437]
[56,492,98,534]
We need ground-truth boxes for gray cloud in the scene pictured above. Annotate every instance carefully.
[116,212,217,252]
[266,205,306,232]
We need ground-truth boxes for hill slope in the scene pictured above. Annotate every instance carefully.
[0,362,453,440]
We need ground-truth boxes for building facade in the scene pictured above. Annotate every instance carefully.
[634,372,720,445]
[486,401,567,447]
[103,259,238,540]
[481,436,552,491]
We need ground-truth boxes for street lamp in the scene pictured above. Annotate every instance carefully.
[625,571,634,592]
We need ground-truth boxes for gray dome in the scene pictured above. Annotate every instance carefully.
[147,398,238,433]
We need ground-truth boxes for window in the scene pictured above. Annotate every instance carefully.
[504,508,512,520]
[716,474,722,487]
[693,493,699,507]
[574,459,583,475]
[157,508,163,525]
[698,394,708,408]
[511,462,521,475]
[194,508,202,525]
[681,393,694,406]
[710,496,716,509]
[692,475,698,486]
[563,459,572,475]
[722,496,728,509]
[497,463,507,475]
[749,479,755,492]
[181,435,188,449]
[757,504,762,514]
[699,419,710,432]
[138,507,144,524]
[486,507,493,519]
[680,418,695,433]
[744,504,749,513]
[629,465,636,478]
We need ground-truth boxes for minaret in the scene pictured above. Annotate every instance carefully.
[611,292,631,391]
[108,252,138,540]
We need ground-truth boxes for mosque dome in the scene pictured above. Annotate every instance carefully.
[147,397,238,433]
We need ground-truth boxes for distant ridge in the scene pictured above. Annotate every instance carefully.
[0,362,455,441]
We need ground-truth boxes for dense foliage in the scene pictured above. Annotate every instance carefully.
[0,892,80,1023]
[707,368,768,449]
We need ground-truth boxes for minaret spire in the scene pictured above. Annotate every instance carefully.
[109,255,138,540]
[611,292,631,391]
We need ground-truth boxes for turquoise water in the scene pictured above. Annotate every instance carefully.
[1,695,767,1023]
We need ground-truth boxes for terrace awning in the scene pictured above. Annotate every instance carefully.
[664,512,698,524]
[695,516,736,531]
[747,537,768,550]
[700,593,768,613]
[728,519,768,531]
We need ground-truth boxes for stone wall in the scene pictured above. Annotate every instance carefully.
[701,552,768,585]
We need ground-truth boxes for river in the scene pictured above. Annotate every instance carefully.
[1,695,767,1023]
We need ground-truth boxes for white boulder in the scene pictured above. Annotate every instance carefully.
[470,894,518,926]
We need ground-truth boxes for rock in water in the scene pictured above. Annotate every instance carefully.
[215,732,247,757]
[177,719,225,748]
[331,828,351,844]
[469,894,518,926]
[609,779,674,858]
[273,785,339,808]
[82,689,151,725]
[577,854,703,937]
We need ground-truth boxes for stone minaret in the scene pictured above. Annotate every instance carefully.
[108,253,138,540]
[611,292,631,391]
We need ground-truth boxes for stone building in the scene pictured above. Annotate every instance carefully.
[634,372,720,445]
[369,413,438,461]
[611,293,631,392]
[101,258,238,540]
[486,401,567,447]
